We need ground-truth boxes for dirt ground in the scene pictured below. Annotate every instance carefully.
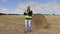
[0,15,60,34]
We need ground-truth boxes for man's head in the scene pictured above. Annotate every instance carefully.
[27,6,30,10]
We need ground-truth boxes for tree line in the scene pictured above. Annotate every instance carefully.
[0,13,20,15]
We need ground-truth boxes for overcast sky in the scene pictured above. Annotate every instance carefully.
[0,0,60,15]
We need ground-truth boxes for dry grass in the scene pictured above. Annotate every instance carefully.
[0,15,60,34]
[0,15,25,34]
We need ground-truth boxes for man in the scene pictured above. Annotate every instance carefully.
[24,6,33,32]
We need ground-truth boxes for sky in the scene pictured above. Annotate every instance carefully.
[0,0,60,15]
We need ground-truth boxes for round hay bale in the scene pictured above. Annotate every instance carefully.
[31,14,47,30]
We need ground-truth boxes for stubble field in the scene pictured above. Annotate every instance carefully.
[0,15,60,34]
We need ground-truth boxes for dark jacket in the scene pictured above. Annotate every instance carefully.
[24,11,33,16]
[24,10,33,19]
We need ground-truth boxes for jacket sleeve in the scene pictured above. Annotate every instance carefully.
[24,10,27,15]
[28,11,33,16]
[24,12,27,15]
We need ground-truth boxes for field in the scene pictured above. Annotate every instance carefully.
[0,15,60,34]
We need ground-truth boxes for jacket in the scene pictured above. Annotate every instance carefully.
[24,10,33,19]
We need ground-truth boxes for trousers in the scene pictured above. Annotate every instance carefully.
[25,19,31,32]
